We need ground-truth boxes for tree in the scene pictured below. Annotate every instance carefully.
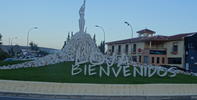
[93,34,96,43]
[8,45,23,57]
[62,32,72,49]
[71,32,74,38]
[0,33,2,45]
[62,41,67,49]
[29,41,39,51]
[0,48,10,60]
[29,42,33,47]
[67,32,70,42]
[98,41,105,54]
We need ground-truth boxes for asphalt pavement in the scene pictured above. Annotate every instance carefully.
[0,96,71,100]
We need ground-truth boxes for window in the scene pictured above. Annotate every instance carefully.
[133,44,136,53]
[188,43,194,49]
[125,44,128,54]
[132,56,137,62]
[139,56,141,63]
[157,57,160,64]
[112,46,114,53]
[168,58,182,64]
[162,57,165,64]
[172,42,178,52]
[152,57,155,64]
[118,45,121,53]
[144,56,149,64]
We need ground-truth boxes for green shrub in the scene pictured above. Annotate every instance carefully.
[0,49,10,60]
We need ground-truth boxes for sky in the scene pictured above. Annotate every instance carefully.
[0,0,197,49]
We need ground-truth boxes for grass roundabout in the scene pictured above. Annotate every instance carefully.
[0,61,197,84]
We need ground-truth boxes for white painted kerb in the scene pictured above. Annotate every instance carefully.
[0,80,196,96]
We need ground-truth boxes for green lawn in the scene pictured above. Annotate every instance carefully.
[0,61,197,84]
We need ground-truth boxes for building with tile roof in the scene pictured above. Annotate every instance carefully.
[106,29,197,72]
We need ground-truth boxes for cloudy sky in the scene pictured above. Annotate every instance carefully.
[0,0,197,49]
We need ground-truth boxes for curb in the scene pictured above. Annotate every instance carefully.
[0,92,197,100]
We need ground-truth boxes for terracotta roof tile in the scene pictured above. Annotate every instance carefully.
[137,29,156,34]
[168,33,196,41]
[106,35,167,45]
[106,32,197,45]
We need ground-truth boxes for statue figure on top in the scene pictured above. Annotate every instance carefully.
[79,0,86,33]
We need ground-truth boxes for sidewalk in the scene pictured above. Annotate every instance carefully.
[0,80,197,96]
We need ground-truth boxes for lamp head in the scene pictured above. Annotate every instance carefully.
[34,27,38,29]
[124,21,130,26]
[95,25,100,27]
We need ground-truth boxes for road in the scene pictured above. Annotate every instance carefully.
[0,96,72,100]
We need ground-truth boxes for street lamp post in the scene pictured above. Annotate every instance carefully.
[27,27,38,47]
[95,25,106,53]
[124,21,134,39]
[95,25,106,42]
[124,21,134,62]
[11,37,17,46]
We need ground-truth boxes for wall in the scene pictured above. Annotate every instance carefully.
[107,42,145,56]
[107,40,185,68]
[164,40,185,68]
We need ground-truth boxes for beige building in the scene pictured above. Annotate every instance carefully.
[106,29,196,69]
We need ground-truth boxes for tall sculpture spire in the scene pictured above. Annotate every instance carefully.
[79,0,86,33]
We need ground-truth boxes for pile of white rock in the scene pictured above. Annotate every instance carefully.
[0,52,65,70]
[0,32,103,70]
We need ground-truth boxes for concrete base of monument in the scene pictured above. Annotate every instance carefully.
[0,80,197,100]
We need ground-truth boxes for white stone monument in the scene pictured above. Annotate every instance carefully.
[0,1,187,78]
[0,0,103,69]
[79,0,86,33]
